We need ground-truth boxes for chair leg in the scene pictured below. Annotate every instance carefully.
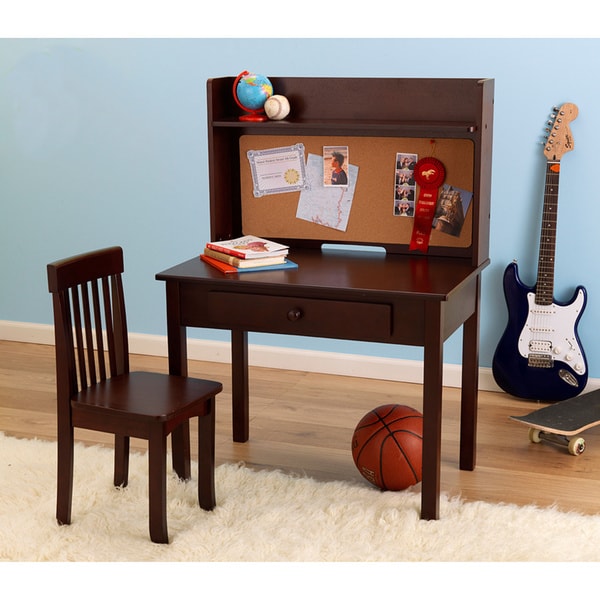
[148,431,169,544]
[114,434,130,487]
[171,422,191,481]
[197,397,216,510]
[56,426,74,526]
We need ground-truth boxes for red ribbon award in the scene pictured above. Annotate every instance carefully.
[409,157,446,252]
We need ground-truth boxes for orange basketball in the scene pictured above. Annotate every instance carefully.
[351,404,423,491]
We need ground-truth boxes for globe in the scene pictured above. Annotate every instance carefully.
[233,71,273,121]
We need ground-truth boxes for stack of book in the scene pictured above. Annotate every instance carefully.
[201,235,298,273]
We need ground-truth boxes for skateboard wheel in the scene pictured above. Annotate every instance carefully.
[568,437,585,456]
[528,428,542,443]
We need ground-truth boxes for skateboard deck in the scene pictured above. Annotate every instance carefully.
[510,387,600,455]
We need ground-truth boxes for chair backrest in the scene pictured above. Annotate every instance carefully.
[47,247,129,406]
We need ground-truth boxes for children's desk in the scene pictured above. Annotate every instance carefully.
[157,76,494,520]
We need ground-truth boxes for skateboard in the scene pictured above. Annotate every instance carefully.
[510,387,600,455]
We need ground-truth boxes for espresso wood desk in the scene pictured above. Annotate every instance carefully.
[159,75,493,519]
[156,248,488,520]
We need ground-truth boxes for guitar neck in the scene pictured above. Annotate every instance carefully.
[535,161,560,305]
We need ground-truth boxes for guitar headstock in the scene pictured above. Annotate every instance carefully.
[543,103,578,161]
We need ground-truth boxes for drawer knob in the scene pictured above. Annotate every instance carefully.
[287,308,303,322]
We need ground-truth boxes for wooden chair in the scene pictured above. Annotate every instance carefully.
[47,246,223,543]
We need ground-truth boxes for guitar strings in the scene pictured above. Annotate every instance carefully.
[531,162,559,362]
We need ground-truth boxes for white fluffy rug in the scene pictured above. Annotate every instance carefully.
[2,431,600,563]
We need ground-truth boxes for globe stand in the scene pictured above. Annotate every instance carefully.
[238,112,268,122]
[233,71,270,122]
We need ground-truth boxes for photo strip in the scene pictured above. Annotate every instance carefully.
[394,152,417,216]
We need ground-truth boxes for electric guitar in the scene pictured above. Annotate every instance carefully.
[492,103,588,401]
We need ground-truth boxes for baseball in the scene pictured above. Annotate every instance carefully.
[264,95,290,120]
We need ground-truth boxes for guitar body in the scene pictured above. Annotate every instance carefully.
[492,261,588,401]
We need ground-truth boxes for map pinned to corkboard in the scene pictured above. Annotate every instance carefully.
[296,153,359,232]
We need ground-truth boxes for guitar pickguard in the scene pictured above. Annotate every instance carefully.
[518,290,586,376]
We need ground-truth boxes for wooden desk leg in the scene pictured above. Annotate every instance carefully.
[459,275,481,471]
[166,282,188,378]
[165,281,191,480]
[231,330,250,443]
[421,301,444,520]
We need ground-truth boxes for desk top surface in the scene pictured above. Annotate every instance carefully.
[156,249,488,301]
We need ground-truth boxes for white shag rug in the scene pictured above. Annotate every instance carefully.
[1,431,600,563]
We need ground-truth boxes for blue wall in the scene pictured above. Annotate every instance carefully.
[2,38,600,373]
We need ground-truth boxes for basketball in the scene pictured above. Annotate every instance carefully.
[351,404,423,491]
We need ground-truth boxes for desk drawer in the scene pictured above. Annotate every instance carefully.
[205,291,392,341]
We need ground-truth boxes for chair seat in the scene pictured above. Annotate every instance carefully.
[73,371,222,421]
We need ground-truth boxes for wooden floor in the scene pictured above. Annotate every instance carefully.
[2,339,600,515]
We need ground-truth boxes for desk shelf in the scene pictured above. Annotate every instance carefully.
[211,118,479,136]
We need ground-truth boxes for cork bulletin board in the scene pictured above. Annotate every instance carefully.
[239,135,475,249]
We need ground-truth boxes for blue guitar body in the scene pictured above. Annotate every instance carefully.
[492,261,588,401]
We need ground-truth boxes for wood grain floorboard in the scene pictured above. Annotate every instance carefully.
[2,339,599,515]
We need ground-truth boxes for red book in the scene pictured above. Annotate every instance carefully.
[200,254,237,273]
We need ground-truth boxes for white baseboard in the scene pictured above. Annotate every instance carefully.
[0,319,503,391]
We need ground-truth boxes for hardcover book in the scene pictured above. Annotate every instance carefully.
[205,235,289,259]
[204,247,286,268]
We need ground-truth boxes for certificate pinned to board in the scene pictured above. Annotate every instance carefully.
[247,143,310,197]
[296,153,359,232]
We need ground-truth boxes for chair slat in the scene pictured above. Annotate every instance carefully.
[101,276,117,377]
[80,282,97,385]
[91,279,107,381]
[70,287,87,390]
